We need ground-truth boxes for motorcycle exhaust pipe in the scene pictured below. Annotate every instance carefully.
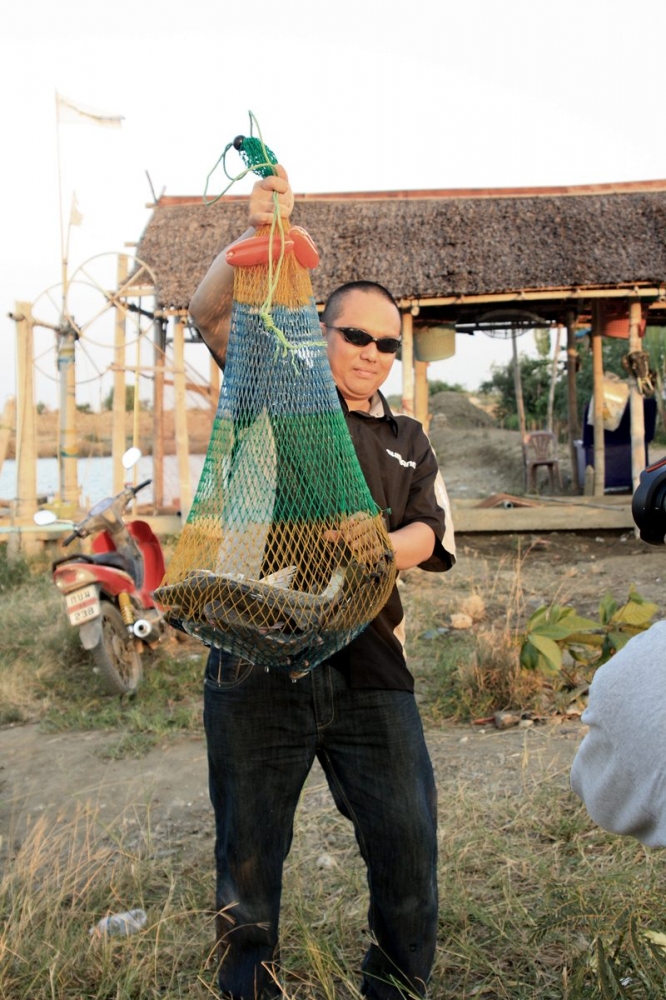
[133,619,156,640]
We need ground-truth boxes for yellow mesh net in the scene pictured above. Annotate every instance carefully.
[154,223,397,674]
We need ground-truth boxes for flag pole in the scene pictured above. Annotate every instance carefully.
[54,91,68,318]
[53,90,79,512]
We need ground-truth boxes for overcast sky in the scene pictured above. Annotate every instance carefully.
[3,0,666,411]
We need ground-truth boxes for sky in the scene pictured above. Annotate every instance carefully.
[3,0,666,413]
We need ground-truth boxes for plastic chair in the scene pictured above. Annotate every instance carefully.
[523,431,562,493]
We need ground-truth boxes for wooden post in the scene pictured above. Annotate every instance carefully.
[152,317,165,511]
[565,309,580,493]
[112,255,128,493]
[57,319,79,511]
[591,302,606,497]
[14,303,37,521]
[546,325,562,433]
[173,318,192,517]
[512,329,526,439]
[0,397,16,479]
[414,360,430,432]
[628,300,647,493]
[401,311,414,416]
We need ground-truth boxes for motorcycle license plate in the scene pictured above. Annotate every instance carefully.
[65,586,100,625]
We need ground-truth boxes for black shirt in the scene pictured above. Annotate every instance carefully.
[330,391,454,691]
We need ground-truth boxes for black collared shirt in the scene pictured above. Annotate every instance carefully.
[330,391,453,691]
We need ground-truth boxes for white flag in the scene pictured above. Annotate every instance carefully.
[69,193,83,227]
[56,91,124,128]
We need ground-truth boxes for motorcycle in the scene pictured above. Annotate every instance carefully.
[34,449,167,695]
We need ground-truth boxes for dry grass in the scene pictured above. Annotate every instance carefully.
[2,548,666,997]
[3,754,666,998]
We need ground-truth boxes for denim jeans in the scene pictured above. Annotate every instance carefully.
[203,649,438,1000]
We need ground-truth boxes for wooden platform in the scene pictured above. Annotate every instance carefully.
[0,501,635,545]
[452,494,635,533]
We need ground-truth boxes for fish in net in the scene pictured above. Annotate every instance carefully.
[154,134,397,675]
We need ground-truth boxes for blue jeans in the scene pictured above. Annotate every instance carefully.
[203,650,438,1000]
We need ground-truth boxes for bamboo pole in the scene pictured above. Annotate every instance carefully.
[591,302,606,497]
[0,397,16,480]
[414,360,430,432]
[173,318,192,517]
[152,317,165,510]
[14,303,37,522]
[628,300,646,492]
[401,312,414,416]
[112,255,128,493]
[565,309,580,493]
[546,325,562,433]
[511,328,531,489]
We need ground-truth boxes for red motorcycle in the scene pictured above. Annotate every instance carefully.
[35,451,167,695]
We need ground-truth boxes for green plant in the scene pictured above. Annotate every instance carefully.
[520,587,659,678]
[0,545,30,592]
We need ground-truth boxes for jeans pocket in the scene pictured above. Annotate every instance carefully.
[204,649,254,690]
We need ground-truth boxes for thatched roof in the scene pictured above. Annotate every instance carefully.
[135,180,666,324]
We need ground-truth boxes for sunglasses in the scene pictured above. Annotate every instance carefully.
[326,326,402,354]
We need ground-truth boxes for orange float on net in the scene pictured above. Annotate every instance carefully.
[289,227,320,269]
[225,233,295,267]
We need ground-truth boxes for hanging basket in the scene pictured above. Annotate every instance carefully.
[601,304,646,339]
[413,324,456,362]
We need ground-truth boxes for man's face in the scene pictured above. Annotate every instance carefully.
[322,289,401,409]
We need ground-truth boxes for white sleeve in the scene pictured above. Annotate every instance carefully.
[570,621,666,848]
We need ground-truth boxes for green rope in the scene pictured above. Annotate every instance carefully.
[202,111,324,363]
[202,111,278,205]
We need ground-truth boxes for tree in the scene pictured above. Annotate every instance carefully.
[427,379,465,395]
[479,337,630,433]
[102,385,148,412]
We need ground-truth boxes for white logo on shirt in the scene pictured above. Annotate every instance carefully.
[386,449,416,469]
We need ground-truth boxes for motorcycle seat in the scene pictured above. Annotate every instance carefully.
[89,552,135,575]
[53,551,135,576]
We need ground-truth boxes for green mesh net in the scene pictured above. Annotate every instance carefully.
[154,207,397,675]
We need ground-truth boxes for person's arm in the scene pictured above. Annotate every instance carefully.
[188,166,295,368]
[570,621,666,848]
[388,522,436,571]
[324,514,436,573]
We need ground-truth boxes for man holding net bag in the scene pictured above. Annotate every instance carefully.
[188,164,455,1000]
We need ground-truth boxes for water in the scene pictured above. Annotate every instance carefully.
[0,454,206,506]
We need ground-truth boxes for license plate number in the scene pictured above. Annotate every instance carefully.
[65,586,100,625]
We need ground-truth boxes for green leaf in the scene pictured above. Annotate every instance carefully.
[520,641,539,671]
[598,592,618,625]
[528,634,562,673]
[566,632,605,648]
[526,606,550,628]
[558,612,603,631]
[606,630,633,655]
[611,601,658,627]
[528,622,578,641]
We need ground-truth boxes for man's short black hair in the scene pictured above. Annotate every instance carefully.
[321,281,400,327]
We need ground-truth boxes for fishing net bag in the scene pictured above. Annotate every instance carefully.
[154,184,397,674]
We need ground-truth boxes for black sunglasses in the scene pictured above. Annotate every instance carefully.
[326,326,402,354]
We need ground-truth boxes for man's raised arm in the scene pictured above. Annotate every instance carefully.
[188,166,294,368]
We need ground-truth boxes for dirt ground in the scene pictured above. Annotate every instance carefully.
[2,392,665,872]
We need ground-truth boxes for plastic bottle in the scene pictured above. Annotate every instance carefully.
[90,908,147,937]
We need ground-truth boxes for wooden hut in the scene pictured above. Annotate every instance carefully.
[135,178,666,502]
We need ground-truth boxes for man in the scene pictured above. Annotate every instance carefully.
[189,167,455,999]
